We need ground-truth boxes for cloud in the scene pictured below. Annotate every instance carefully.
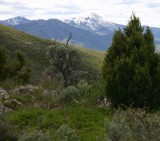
[146,2,160,8]
[121,0,142,4]
[0,0,159,27]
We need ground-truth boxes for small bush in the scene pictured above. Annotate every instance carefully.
[77,80,91,97]
[105,110,131,141]
[126,108,160,141]
[57,124,79,141]
[62,86,79,102]
[18,130,52,141]
[105,108,160,141]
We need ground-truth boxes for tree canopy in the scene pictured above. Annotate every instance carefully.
[47,43,82,87]
[102,14,160,109]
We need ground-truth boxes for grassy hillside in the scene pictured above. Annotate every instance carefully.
[1,24,160,141]
[0,24,108,141]
[75,46,105,72]
[0,24,105,82]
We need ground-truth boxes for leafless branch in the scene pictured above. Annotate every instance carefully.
[66,32,72,48]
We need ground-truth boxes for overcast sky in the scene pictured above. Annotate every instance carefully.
[0,0,160,27]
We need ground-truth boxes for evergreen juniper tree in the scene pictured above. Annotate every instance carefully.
[102,14,160,109]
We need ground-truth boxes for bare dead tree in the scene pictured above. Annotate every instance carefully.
[66,32,72,48]
[48,43,81,87]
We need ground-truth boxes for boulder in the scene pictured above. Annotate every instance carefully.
[0,90,9,100]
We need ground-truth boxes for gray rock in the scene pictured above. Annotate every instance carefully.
[10,85,39,94]
[0,90,9,100]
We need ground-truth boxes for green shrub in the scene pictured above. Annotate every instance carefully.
[126,108,160,141]
[105,108,160,141]
[62,86,79,102]
[18,130,52,141]
[105,110,132,141]
[57,124,79,141]
[77,80,91,97]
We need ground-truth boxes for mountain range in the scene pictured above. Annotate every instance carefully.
[64,13,121,35]
[0,13,160,50]
[0,16,30,25]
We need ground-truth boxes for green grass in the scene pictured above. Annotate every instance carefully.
[75,46,105,72]
[5,107,110,141]
[0,24,105,83]
[4,83,109,140]
[0,24,107,141]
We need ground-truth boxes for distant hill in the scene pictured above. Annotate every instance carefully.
[10,19,111,50]
[0,14,159,50]
[0,24,104,82]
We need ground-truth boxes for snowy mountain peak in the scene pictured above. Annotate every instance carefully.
[64,13,118,34]
[65,13,104,25]
[1,16,30,25]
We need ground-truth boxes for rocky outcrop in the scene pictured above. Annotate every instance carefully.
[0,88,22,114]
[10,84,39,94]
[0,90,9,100]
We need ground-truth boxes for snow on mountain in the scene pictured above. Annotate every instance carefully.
[64,13,118,35]
[0,16,30,25]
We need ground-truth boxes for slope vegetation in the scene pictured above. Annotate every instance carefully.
[0,24,104,82]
